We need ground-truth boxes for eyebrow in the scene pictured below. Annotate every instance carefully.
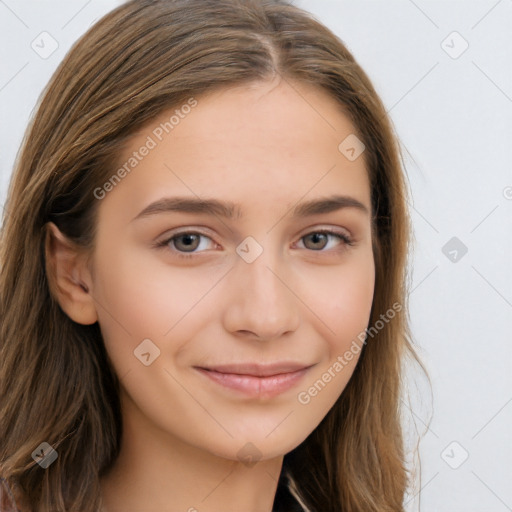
[131,194,370,222]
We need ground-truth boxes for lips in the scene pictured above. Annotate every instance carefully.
[194,362,313,398]
[198,362,311,377]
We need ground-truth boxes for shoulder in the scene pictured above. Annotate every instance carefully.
[272,471,313,512]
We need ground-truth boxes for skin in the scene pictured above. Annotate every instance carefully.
[47,77,375,512]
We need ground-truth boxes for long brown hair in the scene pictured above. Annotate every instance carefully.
[0,0,426,510]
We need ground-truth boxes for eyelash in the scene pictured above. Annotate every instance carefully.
[155,228,354,260]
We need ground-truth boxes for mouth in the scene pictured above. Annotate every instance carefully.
[193,362,313,398]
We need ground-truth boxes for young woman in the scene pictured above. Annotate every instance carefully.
[0,0,425,510]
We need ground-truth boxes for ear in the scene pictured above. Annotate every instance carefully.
[44,222,98,325]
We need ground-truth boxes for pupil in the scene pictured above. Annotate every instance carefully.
[308,233,326,249]
[177,234,198,251]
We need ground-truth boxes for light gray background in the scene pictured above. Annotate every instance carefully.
[1,1,511,511]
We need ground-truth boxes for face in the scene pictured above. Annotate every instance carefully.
[89,78,375,461]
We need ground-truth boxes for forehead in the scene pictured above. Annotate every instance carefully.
[99,79,371,221]
[155,79,362,166]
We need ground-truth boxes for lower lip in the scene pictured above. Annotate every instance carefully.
[195,367,309,398]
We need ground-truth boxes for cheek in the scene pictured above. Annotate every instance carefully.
[91,245,228,366]
[95,246,208,327]
[294,251,374,403]
[330,261,375,348]
[300,251,375,350]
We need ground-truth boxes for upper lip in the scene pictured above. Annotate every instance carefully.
[196,362,313,377]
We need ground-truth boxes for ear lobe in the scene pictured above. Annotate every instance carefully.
[44,222,98,325]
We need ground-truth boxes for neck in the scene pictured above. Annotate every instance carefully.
[99,389,283,512]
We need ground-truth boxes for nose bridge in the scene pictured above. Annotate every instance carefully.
[246,251,283,304]
[223,237,300,339]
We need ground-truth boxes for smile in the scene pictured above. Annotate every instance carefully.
[194,363,313,398]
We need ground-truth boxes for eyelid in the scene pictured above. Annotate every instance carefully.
[154,228,218,254]
[155,225,215,241]
[293,227,354,250]
[297,224,352,240]
[154,224,355,260]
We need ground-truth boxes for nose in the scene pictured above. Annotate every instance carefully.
[221,245,301,341]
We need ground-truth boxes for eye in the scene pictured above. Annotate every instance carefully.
[154,227,354,260]
[296,229,354,252]
[155,231,216,259]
